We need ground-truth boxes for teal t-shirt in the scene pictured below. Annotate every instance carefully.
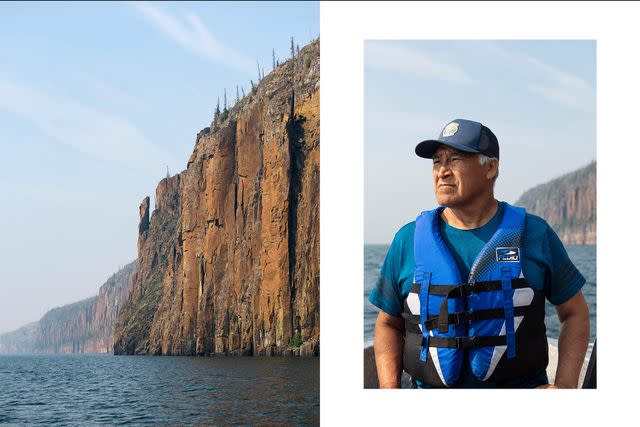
[368,201,586,388]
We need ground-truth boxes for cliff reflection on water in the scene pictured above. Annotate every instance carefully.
[0,355,319,425]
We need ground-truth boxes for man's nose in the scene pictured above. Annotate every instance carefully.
[436,162,451,178]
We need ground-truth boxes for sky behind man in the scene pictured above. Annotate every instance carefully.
[365,40,596,244]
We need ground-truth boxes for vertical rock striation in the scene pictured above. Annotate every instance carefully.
[114,39,320,356]
[515,162,596,245]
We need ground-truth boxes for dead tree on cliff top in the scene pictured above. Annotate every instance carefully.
[272,48,276,69]
[236,85,239,104]
[221,89,228,122]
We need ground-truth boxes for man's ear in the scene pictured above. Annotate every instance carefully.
[486,159,499,180]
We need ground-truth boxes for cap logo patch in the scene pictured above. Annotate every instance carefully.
[442,122,459,137]
[496,247,520,262]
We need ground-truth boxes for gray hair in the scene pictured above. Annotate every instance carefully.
[478,154,499,180]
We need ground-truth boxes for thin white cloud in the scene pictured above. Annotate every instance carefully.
[79,76,148,114]
[481,42,595,112]
[365,41,472,84]
[0,79,168,170]
[131,2,253,74]
[366,110,449,142]
[0,178,104,205]
[525,54,594,112]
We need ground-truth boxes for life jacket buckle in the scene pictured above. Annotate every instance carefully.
[455,284,471,298]
[454,336,479,349]
[452,311,469,324]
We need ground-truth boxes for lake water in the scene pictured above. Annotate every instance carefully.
[0,355,319,425]
[364,244,597,346]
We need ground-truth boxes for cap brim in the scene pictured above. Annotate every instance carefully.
[415,139,481,158]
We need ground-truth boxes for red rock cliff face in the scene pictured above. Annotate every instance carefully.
[515,162,596,245]
[114,40,319,356]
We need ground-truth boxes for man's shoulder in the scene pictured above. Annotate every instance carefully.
[394,221,416,240]
[386,221,416,258]
[523,211,553,238]
[393,221,416,244]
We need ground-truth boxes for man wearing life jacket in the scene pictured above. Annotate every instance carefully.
[369,119,590,388]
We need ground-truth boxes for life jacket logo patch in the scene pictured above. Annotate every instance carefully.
[496,247,520,262]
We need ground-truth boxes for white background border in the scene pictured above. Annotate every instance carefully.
[321,1,640,425]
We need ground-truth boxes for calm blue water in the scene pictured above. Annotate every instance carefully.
[364,244,597,345]
[0,355,319,425]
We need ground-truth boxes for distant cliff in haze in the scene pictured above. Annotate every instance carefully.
[0,322,38,354]
[0,262,136,354]
[515,162,596,245]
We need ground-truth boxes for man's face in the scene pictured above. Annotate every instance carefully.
[432,145,495,207]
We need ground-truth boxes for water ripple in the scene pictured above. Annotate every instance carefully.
[0,355,319,425]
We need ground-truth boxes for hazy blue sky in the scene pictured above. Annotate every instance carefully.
[364,40,596,244]
[0,1,318,334]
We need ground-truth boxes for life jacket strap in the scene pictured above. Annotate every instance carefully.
[402,305,535,331]
[409,278,529,296]
[417,272,432,362]
[501,268,517,359]
[435,278,529,333]
[428,306,532,330]
[429,335,506,350]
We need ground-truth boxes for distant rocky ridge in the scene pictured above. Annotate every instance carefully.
[0,322,38,354]
[515,162,596,245]
[0,262,136,354]
[113,39,320,356]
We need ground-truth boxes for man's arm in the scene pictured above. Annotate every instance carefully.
[540,290,590,388]
[373,311,405,388]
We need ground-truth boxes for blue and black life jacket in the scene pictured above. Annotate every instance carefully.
[402,202,548,386]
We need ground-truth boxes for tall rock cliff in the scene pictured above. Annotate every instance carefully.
[515,162,596,245]
[114,40,320,357]
[0,262,136,354]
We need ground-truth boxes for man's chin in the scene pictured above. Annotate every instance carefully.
[435,195,460,207]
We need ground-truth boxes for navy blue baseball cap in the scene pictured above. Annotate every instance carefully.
[415,119,499,159]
